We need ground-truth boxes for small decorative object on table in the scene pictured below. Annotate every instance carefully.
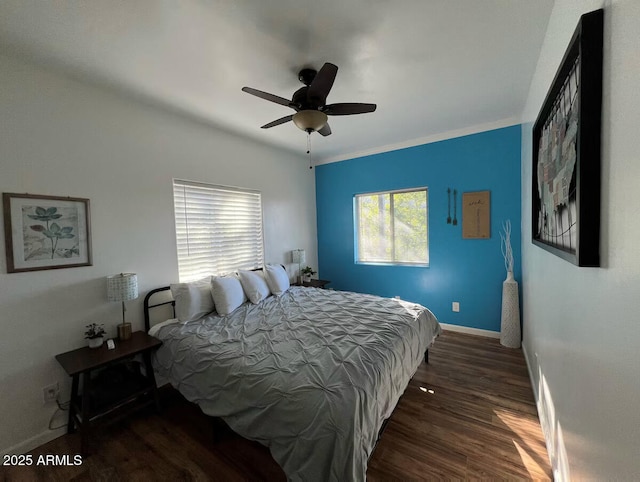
[499,220,520,348]
[85,323,106,349]
[300,266,317,283]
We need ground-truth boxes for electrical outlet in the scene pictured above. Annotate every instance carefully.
[43,383,59,403]
[452,302,460,312]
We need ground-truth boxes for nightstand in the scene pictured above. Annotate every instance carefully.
[55,331,162,455]
[300,279,331,289]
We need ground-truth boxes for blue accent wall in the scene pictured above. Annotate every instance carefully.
[315,125,521,332]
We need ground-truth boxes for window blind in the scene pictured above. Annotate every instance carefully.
[173,179,264,282]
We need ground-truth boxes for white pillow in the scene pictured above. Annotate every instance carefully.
[238,270,271,304]
[264,264,290,296]
[210,275,246,315]
[170,276,215,323]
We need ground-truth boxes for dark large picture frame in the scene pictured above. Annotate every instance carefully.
[3,193,92,273]
[532,9,603,267]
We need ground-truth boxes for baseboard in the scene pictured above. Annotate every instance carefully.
[439,323,501,339]
[1,427,66,457]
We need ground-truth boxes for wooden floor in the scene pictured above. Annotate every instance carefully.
[2,331,551,481]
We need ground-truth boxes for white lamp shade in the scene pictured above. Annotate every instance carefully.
[291,249,306,264]
[107,273,139,302]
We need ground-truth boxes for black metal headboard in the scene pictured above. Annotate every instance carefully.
[143,286,173,332]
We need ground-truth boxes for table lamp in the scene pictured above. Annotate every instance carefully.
[107,273,138,340]
[291,249,306,284]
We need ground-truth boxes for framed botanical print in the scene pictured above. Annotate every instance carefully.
[3,193,92,273]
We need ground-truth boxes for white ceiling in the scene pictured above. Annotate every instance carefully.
[0,0,554,163]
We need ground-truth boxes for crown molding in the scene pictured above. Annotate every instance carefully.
[316,117,521,166]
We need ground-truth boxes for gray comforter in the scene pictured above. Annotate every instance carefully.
[151,286,441,481]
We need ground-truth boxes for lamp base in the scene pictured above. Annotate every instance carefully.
[118,323,132,340]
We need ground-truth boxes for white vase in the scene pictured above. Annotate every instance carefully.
[500,271,521,348]
[88,337,104,349]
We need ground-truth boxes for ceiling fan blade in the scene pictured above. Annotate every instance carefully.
[324,103,377,115]
[242,87,295,109]
[261,115,294,129]
[307,63,338,105]
[318,123,332,137]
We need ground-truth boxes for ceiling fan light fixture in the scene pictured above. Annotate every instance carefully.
[292,110,327,132]
[243,62,376,137]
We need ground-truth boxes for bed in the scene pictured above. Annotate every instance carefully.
[144,282,440,481]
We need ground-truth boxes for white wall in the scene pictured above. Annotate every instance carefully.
[0,53,317,455]
[521,0,640,479]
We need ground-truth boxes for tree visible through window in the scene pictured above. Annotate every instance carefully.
[355,188,428,265]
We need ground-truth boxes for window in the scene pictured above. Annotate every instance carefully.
[355,188,428,266]
[173,179,264,282]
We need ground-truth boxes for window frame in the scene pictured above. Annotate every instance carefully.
[354,186,429,267]
[172,179,265,282]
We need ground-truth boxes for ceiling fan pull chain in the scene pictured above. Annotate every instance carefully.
[307,132,313,169]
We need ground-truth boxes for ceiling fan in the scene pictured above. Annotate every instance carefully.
[242,62,376,137]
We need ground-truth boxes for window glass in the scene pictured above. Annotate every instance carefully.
[355,188,428,266]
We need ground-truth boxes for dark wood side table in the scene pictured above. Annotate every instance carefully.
[55,331,162,455]
[299,279,331,289]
